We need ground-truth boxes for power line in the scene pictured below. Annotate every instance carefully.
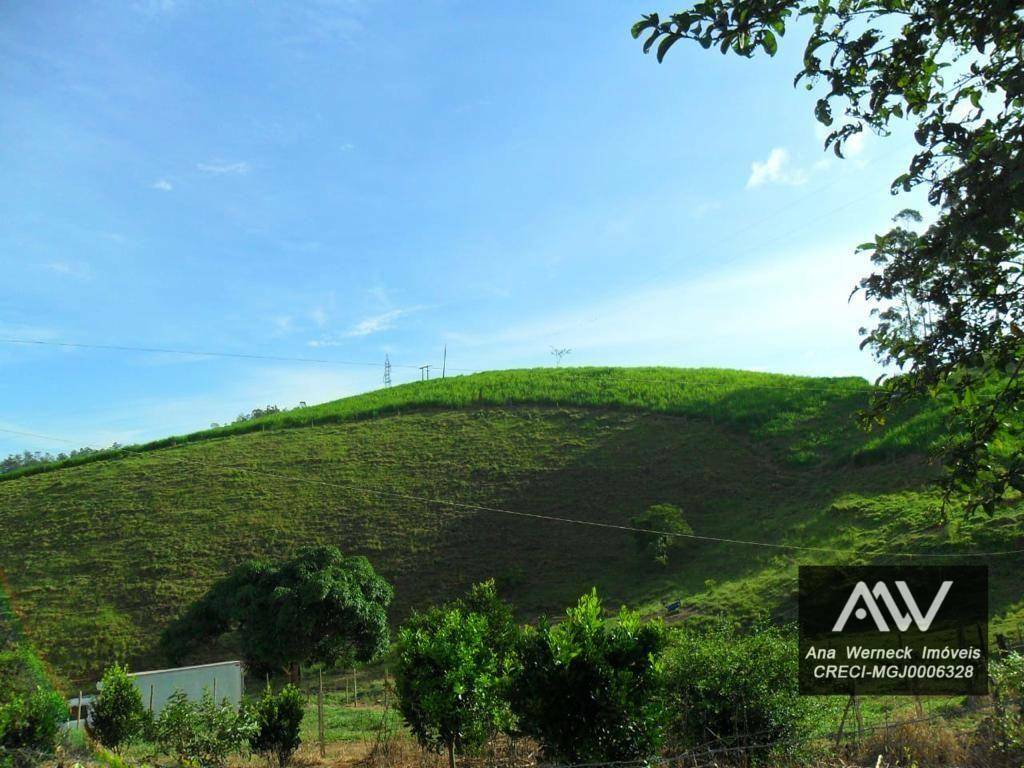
[0,337,462,371]
[40,441,1013,559]
[0,427,83,445]
[2,422,1022,560]
[0,335,875,394]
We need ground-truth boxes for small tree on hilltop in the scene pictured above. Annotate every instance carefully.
[248,684,304,768]
[394,581,519,768]
[510,590,667,763]
[86,664,146,754]
[161,546,393,678]
[631,504,693,566]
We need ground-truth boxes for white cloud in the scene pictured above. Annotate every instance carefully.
[44,261,91,279]
[151,178,173,191]
[746,148,810,188]
[197,161,251,175]
[446,245,883,380]
[309,307,329,328]
[307,306,424,347]
[345,309,408,338]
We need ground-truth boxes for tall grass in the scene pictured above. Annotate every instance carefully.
[0,367,891,483]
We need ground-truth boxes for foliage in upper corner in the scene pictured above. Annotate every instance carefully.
[160,546,393,676]
[635,1,1024,517]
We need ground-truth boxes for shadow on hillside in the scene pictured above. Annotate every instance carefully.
[387,405,936,624]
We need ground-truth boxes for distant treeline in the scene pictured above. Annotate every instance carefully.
[211,402,301,429]
[1,403,300,475]
[0,445,118,474]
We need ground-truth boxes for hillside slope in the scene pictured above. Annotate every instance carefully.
[1,368,1021,686]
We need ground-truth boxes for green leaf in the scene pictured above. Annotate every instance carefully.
[643,29,660,54]
[630,16,655,40]
[656,34,679,63]
[761,30,778,55]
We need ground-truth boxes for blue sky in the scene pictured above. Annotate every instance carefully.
[0,0,926,456]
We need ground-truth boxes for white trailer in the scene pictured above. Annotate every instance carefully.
[69,659,245,728]
[129,660,245,715]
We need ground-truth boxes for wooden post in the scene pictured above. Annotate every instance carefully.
[353,667,358,706]
[77,690,82,730]
[149,685,154,715]
[318,670,325,758]
[834,695,853,751]
[212,677,217,702]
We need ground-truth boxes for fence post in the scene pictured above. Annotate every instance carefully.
[149,685,154,715]
[318,670,325,758]
[77,690,82,730]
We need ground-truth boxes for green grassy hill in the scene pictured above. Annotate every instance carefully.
[0,367,1021,686]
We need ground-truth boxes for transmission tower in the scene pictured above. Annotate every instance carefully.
[419,364,431,381]
[383,354,392,387]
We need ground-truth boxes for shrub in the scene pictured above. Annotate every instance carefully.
[630,504,693,566]
[248,684,304,767]
[0,687,66,765]
[87,664,146,753]
[662,621,820,762]
[510,590,666,763]
[394,581,519,768]
[985,652,1024,761]
[855,717,965,767]
[152,690,256,768]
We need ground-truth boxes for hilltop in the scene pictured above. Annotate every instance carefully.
[0,367,1020,686]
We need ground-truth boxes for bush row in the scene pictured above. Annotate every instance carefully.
[85,664,305,768]
[393,582,819,767]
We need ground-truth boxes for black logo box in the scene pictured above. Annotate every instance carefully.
[798,566,988,695]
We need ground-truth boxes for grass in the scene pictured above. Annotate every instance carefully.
[0,367,885,482]
[0,367,1019,690]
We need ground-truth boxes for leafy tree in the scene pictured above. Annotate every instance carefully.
[394,581,519,768]
[0,688,66,766]
[86,664,146,753]
[634,1,1024,516]
[510,590,666,763]
[161,546,393,677]
[152,690,256,768]
[248,684,304,768]
[988,652,1024,758]
[631,503,694,566]
[0,645,66,767]
[663,621,819,762]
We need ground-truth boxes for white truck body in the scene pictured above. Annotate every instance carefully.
[66,659,245,729]
[130,660,245,714]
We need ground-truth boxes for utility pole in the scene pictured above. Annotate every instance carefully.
[420,365,430,381]
[383,354,392,387]
[442,345,447,379]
